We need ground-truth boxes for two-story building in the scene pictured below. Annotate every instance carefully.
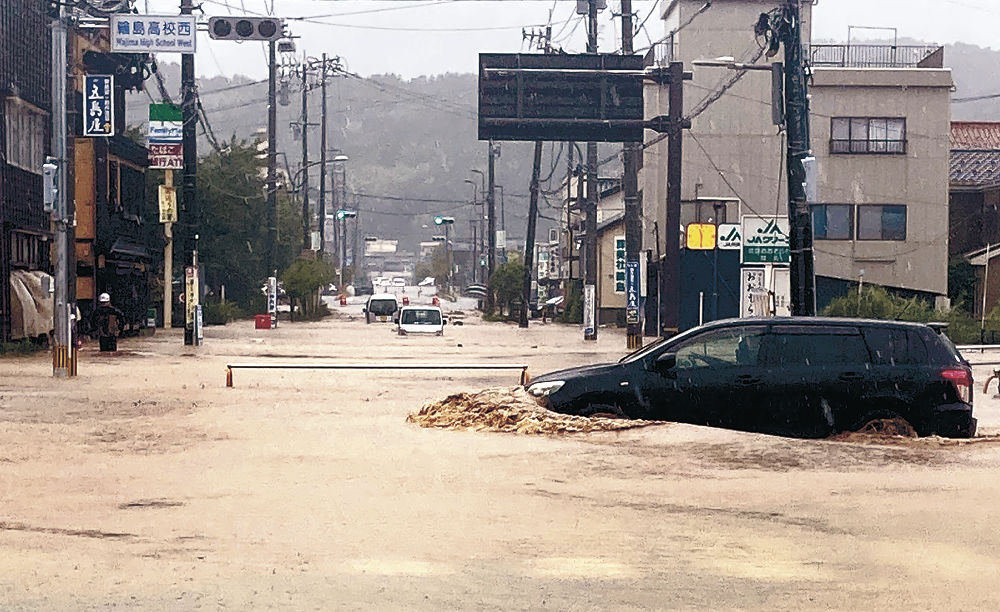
[1,0,53,342]
[71,27,155,333]
[641,0,953,329]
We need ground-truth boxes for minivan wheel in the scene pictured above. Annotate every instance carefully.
[579,402,627,419]
[852,411,917,438]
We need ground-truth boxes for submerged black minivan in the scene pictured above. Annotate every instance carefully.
[526,318,976,438]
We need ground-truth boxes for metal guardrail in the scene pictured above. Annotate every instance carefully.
[225,362,530,387]
[807,44,941,68]
[956,345,1000,351]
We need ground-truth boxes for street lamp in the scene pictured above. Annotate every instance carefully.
[434,216,455,291]
[469,169,486,263]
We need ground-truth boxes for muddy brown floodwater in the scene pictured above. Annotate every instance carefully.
[2,312,1000,610]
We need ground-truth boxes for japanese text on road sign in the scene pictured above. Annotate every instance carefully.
[111,15,196,54]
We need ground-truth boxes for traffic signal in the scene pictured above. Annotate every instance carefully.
[208,17,284,41]
[434,216,454,225]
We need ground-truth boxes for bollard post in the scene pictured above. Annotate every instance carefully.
[226,366,233,388]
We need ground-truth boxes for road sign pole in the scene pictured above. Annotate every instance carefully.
[163,170,173,329]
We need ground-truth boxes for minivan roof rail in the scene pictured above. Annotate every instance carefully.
[927,321,949,334]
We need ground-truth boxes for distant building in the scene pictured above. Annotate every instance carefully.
[949,121,1000,317]
[70,27,155,333]
[641,0,953,328]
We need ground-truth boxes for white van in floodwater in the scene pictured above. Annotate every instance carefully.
[364,293,399,324]
[396,306,446,336]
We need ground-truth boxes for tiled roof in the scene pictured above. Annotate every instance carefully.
[951,122,1000,150]
[950,150,1000,187]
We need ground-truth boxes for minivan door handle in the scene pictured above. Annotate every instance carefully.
[735,375,761,386]
[838,372,864,382]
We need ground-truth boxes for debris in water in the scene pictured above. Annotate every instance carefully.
[408,387,658,435]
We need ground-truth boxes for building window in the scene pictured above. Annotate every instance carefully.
[4,98,47,173]
[614,236,626,293]
[830,117,906,154]
[858,205,906,240]
[811,204,854,240]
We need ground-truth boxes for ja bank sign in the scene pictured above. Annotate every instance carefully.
[110,15,197,54]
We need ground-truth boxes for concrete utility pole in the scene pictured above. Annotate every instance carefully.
[163,170,174,329]
[486,140,498,308]
[267,40,278,275]
[520,142,543,328]
[662,61,686,336]
[319,53,329,259]
[583,0,600,341]
[50,1,75,376]
[779,0,815,315]
[621,0,643,349]
[300,62,310,251]
[181,0,200,346]
[566,143,574,282]
[464,178,479,283]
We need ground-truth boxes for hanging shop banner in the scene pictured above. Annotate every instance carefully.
[185,265,199,328]
[583,284,596,337]
[111,15,197,54]
[158,185,177,223]
[625,261,640,324]
[83,75,114,137]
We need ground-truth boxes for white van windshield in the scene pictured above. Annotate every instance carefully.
[368,299,397,316]
[401,309,442,325]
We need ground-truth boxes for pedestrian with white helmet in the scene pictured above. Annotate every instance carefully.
[90,292,124,352]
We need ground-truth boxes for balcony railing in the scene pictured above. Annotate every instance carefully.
[807,44,943,68]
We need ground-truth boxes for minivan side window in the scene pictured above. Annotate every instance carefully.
[769,326,868,366]
[673,326,767,369]
[862,327,928,366]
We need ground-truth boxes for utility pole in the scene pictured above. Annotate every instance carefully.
[583,0,600,341]
[662,61,685,335]
[163,170,174,329]
[621,0,643,349]
[470,220,478,284]
[566,142,574,282]
[780,0,815,315]
[300,62,310,251]
[50,1,75,376]
[520,142,543,328]
[181,0,200,346]
[318,53,329,259]
[486,140,498,308]
[267,40,278,275]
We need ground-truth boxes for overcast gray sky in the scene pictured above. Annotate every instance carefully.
[135,0,1000,79]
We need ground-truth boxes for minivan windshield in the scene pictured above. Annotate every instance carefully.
[401,309,442,325]
[618,325,703,364]
[368,299,397,316]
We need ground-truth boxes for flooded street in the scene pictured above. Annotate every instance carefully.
[2,310,1000,610]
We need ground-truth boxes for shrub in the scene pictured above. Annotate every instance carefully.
[0,340,43,356]
[203,300,244,325]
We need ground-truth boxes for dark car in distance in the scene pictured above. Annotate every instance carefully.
[526,317,976,438]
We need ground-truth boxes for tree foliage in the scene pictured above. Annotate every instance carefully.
[821,284,1000,344]
[489,253,524,317]
[282,257,336,319]
[169,140,301,310]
